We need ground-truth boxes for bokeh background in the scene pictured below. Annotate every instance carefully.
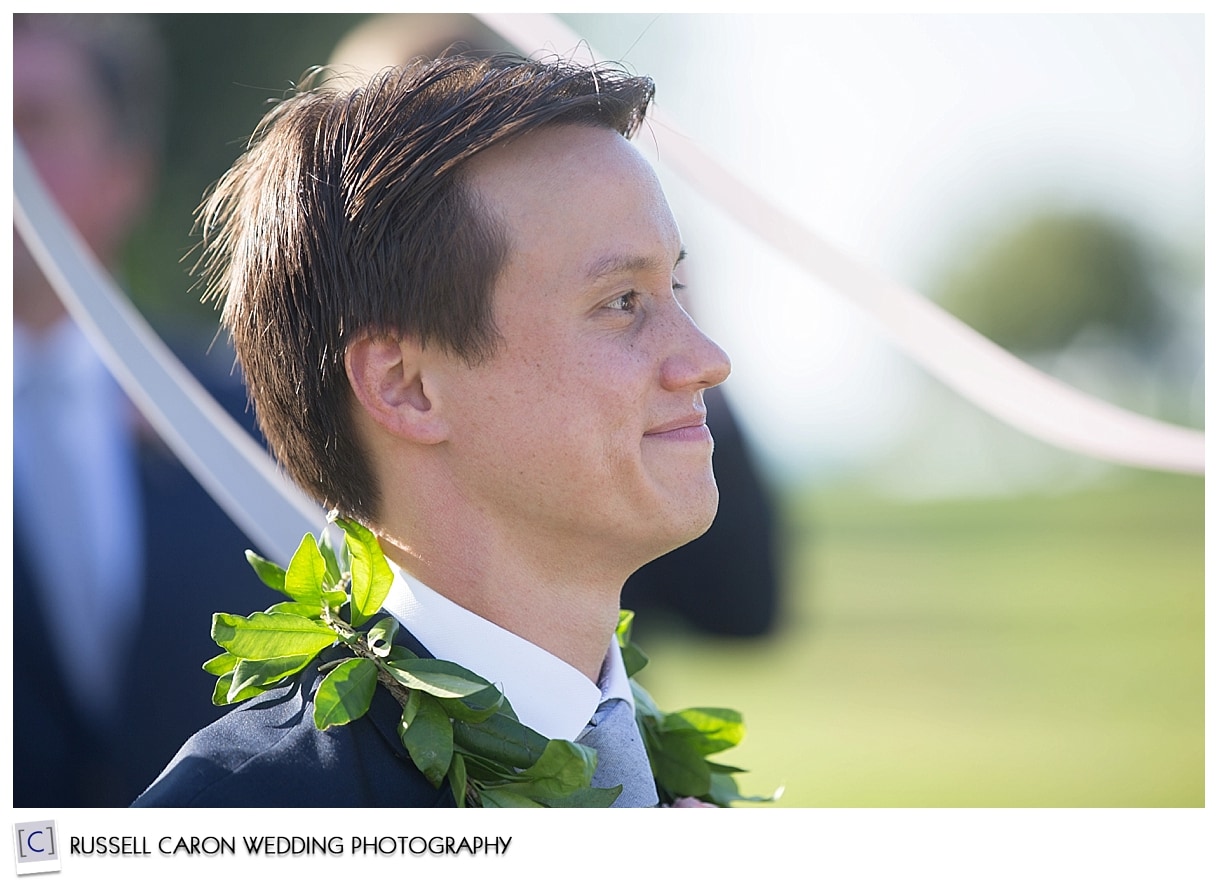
[112,13,1203,807]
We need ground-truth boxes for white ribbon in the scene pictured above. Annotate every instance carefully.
[13,139,324,565]
[476,13,1204,476]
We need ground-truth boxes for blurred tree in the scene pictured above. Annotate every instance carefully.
[934,211,1167,356]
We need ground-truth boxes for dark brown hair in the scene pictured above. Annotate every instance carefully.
[198,54,655,520]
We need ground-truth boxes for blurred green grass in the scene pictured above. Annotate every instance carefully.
[633,470,1203,806]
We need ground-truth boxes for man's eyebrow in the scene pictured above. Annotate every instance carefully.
[584,247,687,282]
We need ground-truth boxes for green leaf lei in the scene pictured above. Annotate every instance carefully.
[206,519,777,807]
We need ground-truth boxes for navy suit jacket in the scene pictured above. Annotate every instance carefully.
[132,632,454,808]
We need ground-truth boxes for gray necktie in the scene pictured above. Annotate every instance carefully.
[579,697,659,807]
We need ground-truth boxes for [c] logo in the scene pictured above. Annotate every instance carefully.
[12,821,60,876]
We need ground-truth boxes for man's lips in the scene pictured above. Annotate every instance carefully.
[644,414,712,442]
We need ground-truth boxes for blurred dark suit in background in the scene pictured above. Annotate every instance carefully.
[13,13,263,807]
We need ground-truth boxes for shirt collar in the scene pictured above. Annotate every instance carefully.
[380,561,631,742]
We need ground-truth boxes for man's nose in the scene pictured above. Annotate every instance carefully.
[660,312,731,392]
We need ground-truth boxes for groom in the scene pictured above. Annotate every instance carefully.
[134,54,730,807]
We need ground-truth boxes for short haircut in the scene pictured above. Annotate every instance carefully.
[199,54,655,520]
[12,13,167,152]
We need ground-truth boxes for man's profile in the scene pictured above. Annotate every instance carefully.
[134,54,730,808]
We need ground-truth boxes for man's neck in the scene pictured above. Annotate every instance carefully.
[376,525,625,683]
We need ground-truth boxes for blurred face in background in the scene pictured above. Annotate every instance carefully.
[13,31,152,330]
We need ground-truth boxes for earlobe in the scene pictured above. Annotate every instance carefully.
[345,335,447,444]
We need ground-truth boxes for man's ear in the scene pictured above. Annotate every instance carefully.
[345,335,448,444]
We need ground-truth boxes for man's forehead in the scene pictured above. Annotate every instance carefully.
[465,124,646,201]
[467,124,679,264]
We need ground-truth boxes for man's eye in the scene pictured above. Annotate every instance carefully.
[607,292,639,311]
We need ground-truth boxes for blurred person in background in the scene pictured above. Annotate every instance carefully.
[13,13,262,806]
[327,12,781,638]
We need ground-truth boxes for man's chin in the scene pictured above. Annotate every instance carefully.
[643,486,720,560]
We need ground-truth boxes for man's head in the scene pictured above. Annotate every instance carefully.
[205,55,729,563]
[13,14,165,330]
[361,122,733,569]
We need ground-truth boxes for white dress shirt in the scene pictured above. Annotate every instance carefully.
[379,561,633,741]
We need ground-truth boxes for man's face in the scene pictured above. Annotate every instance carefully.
[434,124,731,572]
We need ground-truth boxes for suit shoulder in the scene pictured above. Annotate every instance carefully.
[133,672,450,808]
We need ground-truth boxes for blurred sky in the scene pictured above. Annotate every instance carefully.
[557,14,1204,487]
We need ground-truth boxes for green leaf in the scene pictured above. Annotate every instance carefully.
[264,601,323,619]
[621,642,649,680]
[448,753,468,808]
[399,692,454,788]
[322,588,348,617]
[616,608,636,643]
[318,530,346,590]
[630,680,664,725]
[211,671,269,706]
[705,771,781,806]
[650,729,712,798]
[660,707,744,756]
[616,609,649,678]
[211,673,234,705]
[477,786,546,808]
[229,654,315,701]
[438,685,507,723]
[283,534,326,606]
[517,738,597,799]
[401,683,422,723]
[543,784,623,808]
[313,658,378,730]
[452,713,548,770]
[212,611,336,660]
[704,771,740,806]
[706,769,779,804]
[385,658,491,699]
[202,652,237,676]
[366,616,399,658]
[384,644,420,664]
[338,518,393,628]
[456,751,520,785]
[244,550,287,594]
